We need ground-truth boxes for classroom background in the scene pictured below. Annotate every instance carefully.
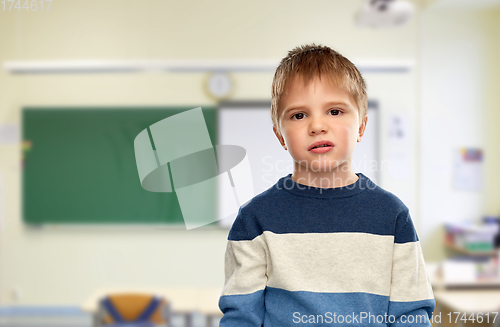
[0,0,499,326]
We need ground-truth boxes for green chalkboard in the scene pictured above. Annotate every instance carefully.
[22,107,218,225]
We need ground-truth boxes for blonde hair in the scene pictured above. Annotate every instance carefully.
[271,43,367,135]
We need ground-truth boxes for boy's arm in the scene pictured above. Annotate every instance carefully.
[218,207,267,327]
[387,209,436,327]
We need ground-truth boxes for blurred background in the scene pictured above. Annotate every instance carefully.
[0,0,499,326]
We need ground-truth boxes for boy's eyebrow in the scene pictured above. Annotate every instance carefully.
[283,101,353,114]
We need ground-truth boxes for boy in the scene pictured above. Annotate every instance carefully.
[218,43,435,326]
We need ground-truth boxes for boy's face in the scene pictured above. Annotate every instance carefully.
[273,75,367,175]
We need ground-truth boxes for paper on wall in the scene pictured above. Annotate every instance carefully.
[453,147,483,192]
[0,124,19,144]
[387,113,411,180]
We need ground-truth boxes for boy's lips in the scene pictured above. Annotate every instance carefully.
[308,140,334,151]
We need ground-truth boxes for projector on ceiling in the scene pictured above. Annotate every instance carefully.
[355,0,414,28]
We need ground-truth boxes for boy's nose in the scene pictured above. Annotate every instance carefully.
[309,118,328,134]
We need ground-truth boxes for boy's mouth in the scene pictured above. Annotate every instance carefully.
[308,140,334,151]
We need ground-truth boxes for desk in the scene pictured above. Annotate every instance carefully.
[433,289,500,313]
[82,287,223,327]
[427,263,500,327]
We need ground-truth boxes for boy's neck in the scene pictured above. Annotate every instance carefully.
[291,169,359,189]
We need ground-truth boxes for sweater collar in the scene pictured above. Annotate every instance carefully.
[277,172,373,199]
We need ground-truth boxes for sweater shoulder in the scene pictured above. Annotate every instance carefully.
[240,180,281,213]
[227,181,280,241]
[364,184,418,242]
[363,182,409,214]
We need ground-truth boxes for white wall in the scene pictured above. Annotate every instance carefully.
[419,5,500,261]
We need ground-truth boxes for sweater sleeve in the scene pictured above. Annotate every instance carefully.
[387,209,436,326]
[218,207,268,327]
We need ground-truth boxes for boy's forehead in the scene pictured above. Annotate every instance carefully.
[284,73,339,94]
[281,74,350,104]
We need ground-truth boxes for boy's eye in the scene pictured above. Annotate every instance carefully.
[291,110,341,120]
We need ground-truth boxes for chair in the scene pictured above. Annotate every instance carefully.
[95,293,172,327]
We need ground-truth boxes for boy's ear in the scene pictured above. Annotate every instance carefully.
[273,125,287,150]
[357,115,368,142]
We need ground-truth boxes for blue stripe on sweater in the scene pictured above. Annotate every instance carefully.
[263,287,389,326]
[219,287,434,327]
[219,289,265,327]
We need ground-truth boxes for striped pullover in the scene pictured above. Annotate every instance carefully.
[218,172,435,327]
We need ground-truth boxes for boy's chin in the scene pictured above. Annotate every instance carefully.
[293,160,350,172]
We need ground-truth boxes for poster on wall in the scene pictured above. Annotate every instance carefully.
[453,147,483,192]
[386,112,411,180]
